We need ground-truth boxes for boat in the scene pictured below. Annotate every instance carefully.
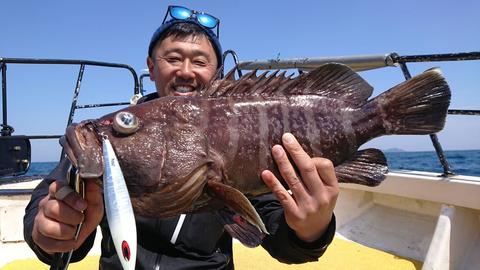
[1,52,479,269]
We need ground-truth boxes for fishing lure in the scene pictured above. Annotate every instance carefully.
[102,135,137,270]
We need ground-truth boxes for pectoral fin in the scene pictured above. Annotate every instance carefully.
[207,180,268,247]
[335,148,388,186]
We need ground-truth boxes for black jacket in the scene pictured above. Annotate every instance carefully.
[23,93,336,269]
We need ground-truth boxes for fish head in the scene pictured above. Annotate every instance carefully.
[60,101,169,193]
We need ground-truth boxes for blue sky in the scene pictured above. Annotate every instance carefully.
[1,0,479,161]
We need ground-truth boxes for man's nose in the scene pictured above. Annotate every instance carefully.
[176,60,195,80]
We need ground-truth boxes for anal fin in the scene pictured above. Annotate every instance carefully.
[217,209,265,248]
[207,180,268,247]
[335,148,388,186]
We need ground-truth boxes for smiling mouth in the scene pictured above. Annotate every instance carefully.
[173,85,196,96]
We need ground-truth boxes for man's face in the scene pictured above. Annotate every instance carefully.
[147,35,218,97]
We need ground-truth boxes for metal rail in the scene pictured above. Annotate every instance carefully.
[0,57,140,136]
[237,51,480,72]
[237,53,396,72]
[393,52,480,63]
[222,49,243,78]
[448,109,480,116]
[1,61,9,136]
[139,73,150,95]
[0,58,141,178]
[0,135,61,140]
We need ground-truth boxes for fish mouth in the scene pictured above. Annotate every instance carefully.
[60,122,104,179]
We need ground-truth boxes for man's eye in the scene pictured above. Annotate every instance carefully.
[166,57,182,63]
[193,60,207,66]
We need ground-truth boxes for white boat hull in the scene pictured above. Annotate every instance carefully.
[336,171,480,270]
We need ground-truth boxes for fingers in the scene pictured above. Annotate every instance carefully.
[32,227,78,253]
[33,192,83,253]
[33,179,103,253]
[34,211,77,240]
[261,170,298,213]
[313,157,338,188]
[271,144,309,202]
[42,198,84,226]
[280,133,324,192]
[262,133,339,243]
[48,181,87,212]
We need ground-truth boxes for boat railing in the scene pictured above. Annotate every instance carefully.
[0,58,140,179]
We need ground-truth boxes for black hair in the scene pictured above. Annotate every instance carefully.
[148,20,223,68]
[150,22,212,57]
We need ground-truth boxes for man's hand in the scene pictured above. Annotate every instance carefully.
[261,133,339,242]
[32,179,104,254]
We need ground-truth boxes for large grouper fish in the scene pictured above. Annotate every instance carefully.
[59,63,450,246]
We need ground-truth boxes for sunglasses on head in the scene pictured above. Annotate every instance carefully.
[162,5,220,37]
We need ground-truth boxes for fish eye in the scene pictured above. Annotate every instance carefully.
[113,111,139,135]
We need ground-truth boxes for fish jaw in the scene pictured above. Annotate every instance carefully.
[61,121,104,179]
[103,137,137,270]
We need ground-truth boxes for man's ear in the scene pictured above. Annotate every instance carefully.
[147,57,155,81]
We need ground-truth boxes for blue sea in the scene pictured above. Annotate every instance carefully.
[26,150,480,177]
[384,149,480,176]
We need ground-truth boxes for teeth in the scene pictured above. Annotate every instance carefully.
[175,86,194,93]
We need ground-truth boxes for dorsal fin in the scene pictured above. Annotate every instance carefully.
[201,63,373,105]
[284,63,373,104]
[228,70,258,95]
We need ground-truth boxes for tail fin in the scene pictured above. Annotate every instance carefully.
[373,68,451,135]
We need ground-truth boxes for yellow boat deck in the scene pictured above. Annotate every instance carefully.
[1,237,421,270]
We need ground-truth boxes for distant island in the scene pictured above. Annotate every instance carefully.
[383,148,406,152]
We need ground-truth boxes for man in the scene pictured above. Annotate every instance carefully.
[24,5,338,269]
